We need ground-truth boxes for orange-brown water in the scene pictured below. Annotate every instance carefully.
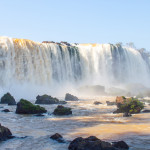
[0,96,150,150]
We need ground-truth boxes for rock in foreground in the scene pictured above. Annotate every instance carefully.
[50,133,65,143]
[0,93,16,105]
[0,123,13,141]
[53,105,72,115]
[35,94,66,104]
[68,136,129,150]
[65,93,79,101]
[16,99,47,114]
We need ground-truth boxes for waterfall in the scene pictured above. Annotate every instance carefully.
[0,37,150,98]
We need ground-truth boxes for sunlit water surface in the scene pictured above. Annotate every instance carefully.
[0,96,150,150]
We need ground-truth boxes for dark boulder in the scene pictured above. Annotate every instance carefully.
[68,136,127,150]
[106,101,116,106]
[0,123,13,141]
[123,112,132,117]
[94,101,102,105]
[50,133,65,143]
[142,109,150,113]
[2,109,10,112]
[0,93,16,105]
[65,93,79,101]
[16,99,47,114]
[35,94,67,104]
[112,141,129,149]
[53,105,72,115]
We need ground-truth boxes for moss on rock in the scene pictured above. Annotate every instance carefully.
[16,99,47,114]
[53,105,72,115]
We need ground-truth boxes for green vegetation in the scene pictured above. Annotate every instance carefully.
[118,97,144,114]
[16,99,47,114]
[53,105,72,115]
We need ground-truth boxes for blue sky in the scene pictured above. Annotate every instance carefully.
[0,0,150,50]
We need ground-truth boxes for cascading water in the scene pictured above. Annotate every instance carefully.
[0,37,150,98]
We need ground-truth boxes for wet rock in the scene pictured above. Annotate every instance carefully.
[106,101,116,106]
[16,99,47,114]
[94,101,102,105]
[112,141,129,149]
[0,93,16,105]
[50,133,65,143]
[2,109,10,112]
[65,93,79,101]
[123,112,132,117]
[53,105,72,115]
[142,109,150,113]
[0,123,13,141]
[35,94,66,104]
[68,136,126,150]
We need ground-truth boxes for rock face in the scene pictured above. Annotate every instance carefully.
[0,124,13,141]
[65,93,79,101]
[93,101,102,105]
[0,93,16,105]
[35,94,67,104]
[16,99,47,114]
[53,105,72,115]
[68,136,129,150]
[50,133,65,143]
[114,96,144,114]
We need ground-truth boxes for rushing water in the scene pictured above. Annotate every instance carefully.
[0,97,150,150]
[0,37,150,149]
[0,37,150,98]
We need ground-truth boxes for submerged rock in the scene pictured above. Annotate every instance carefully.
[106,101,116,106]
[93,101,102,105]
[50,133,65,143]
[35,94,67,104]
[123,112,132,117]
[0,93,16,105]
[68,136,129,150]
[142,109,150,113]
[0,123,13,141]
[65,93,79,101]
[53,105,72,115]
[2,109,10,112]
[16,99,47,114]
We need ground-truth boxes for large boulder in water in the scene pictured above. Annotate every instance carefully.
[68,136,129,150]
[65,93,79,101]
[35,94,66,104]
[0,93,16,105]
[16,99,47,114]
[114,96,144,114]
[53,105,72,115]
[0,123,13,141]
